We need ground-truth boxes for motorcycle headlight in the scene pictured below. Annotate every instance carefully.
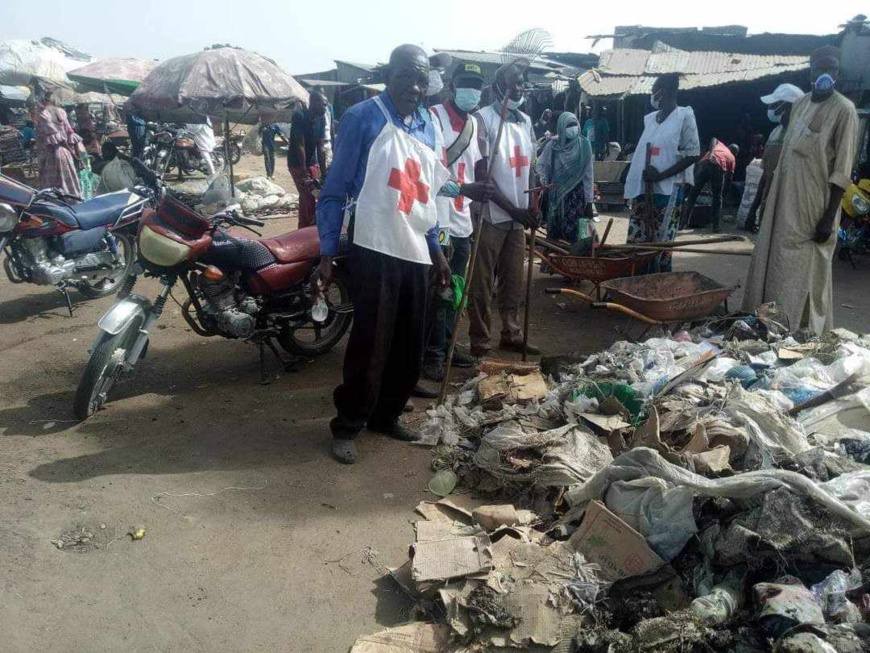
[0,203,18,232]
[852,193,870,216]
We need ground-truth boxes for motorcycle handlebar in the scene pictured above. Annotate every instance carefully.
[234,215,265,228]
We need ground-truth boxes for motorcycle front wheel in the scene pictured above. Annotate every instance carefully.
[78,232,137,299]
[277,274,352,357]
[73,315,144,420]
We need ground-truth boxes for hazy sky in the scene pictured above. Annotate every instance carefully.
[2,0,864,74]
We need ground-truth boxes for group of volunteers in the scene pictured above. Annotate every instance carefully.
[260,42,856,466]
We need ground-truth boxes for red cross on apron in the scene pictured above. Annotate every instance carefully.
[509,145,529,178]
[649,146,661,157]
[388,158,430,215]
[453,162,467,211]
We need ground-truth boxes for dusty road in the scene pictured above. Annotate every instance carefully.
[1,159,868,651]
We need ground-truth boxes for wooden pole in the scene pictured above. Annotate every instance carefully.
[225,116,234,197]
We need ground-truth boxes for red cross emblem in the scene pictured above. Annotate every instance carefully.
[649,146,661,157]
[453,162,466,211]
[509,145,529,178]
[388,158,430,215]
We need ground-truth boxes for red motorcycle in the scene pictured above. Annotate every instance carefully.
[73,166,351,419]
[0,173,147,313]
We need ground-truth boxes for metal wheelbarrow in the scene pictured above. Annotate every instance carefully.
[546,271,736,325]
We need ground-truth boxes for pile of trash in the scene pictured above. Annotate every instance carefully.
[175,174,299,217]
[352,314,870,652]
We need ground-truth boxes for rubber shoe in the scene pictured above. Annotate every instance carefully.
[411,384,438,399]
[451,350,476,368]
[470,346,493,358]
[369,422,421,442]
[422,360,446,382]
[332,439,358,464]
[499,340,541,356]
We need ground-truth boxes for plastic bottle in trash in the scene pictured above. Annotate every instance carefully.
[311,279,328,323]
[691,578,744,625]
[311,296,328,323]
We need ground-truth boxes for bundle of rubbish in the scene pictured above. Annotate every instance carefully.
[352,311,870,652]
[170,175,299,217]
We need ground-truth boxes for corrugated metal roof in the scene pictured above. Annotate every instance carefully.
[434,49,569,72]
[579,61,809,98]
[597,45,807,77]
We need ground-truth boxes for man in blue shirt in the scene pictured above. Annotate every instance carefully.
[315,45,491,464]
[259,122,284,179]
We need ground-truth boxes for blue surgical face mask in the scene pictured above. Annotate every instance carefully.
[813,73,835,93]
[454,87,482,112]
[564,125,580,140]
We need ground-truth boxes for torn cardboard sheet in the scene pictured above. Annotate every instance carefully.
[579,413,632,433]
[472,505,538,532]
[387,561,441,600]
[416,519,471,542]
[503,583,562,647]
[437,494,487,520]
[569,500,665,582]
[349,622,458,653]
[411,533,493,582]
[479,372,548,409]
[415,501,456,523]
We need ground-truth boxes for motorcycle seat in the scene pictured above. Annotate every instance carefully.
[259,226,320,263]
[30,191,143,230]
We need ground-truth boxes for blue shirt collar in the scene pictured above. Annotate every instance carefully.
[379,92,430,131]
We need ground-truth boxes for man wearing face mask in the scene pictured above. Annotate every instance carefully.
[315,44,455,464]
[469,62,540,358]
[423,62,493,381]
[743,83,804,232]
[743,47,859,335]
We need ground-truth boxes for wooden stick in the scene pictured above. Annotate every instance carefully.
[598,218,614,248]
[602,235,745,250]
[604,244,754,256]
[523,228,536,362]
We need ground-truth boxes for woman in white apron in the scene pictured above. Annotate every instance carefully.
[624,74,701,272]
[315,45,451,464]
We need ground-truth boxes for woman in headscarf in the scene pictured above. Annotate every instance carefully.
[623,73,700,271]
[35,91,83,195]
[536,112,594,244]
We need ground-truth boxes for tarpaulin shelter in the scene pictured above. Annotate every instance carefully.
[68,58,158,96]
[0,38,91,86]
[128,48,309,192]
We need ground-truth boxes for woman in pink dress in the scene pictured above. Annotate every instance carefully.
[36,91,83,195]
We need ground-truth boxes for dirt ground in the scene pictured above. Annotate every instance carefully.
[1,155,868,652]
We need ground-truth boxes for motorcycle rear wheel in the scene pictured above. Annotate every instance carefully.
[277,275,352,357]
[228,143,241,165]
[73,315,144,420]
[78,232,137,299]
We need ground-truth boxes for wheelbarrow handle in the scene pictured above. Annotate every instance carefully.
[591,301,664,325]
[545,287,596,302]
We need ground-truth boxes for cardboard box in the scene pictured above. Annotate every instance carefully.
[569,500,665,582]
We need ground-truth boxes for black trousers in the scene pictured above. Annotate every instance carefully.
[684,159,725,229]
[331,245,429,440]
[263,147,275,177]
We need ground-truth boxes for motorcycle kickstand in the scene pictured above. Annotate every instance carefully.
[58,284,74,317]
[258,337,301,385]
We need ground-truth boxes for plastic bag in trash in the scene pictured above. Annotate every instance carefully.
[811,569,863,623]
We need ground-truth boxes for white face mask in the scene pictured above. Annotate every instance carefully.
[564,125,580,140]
[506,95,525,110]
[650,93,661,110]
[767,108,782,124]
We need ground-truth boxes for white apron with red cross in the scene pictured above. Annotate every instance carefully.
[430,103,482,239]
[477,104,533,225]
[353,96,450,264]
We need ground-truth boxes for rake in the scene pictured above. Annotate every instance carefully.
[438,29,552,405]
